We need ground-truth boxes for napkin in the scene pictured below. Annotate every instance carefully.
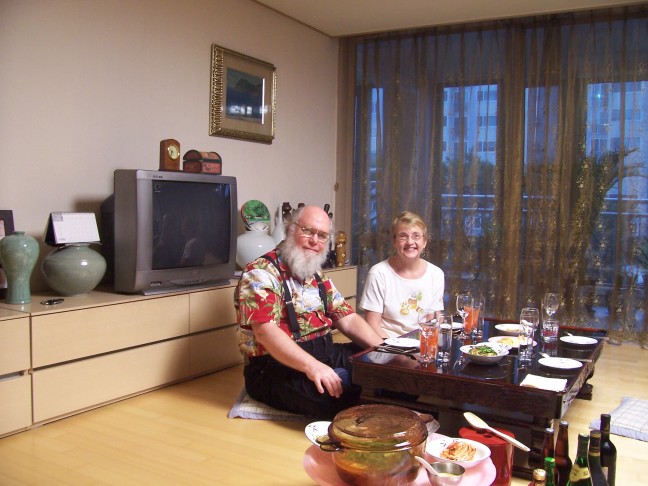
[520,374,567,392]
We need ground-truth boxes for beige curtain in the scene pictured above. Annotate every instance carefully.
[347,6,648,346]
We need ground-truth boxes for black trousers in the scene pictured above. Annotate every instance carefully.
[243,334,362,420]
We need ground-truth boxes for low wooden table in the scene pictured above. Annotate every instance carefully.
[350,320,607,479]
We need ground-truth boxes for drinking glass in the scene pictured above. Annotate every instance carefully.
[456,293,474,341]
[418,308,439,364]
[543,293,560,318]
[472,297,485,341]
[437,315,453,364]
[519,307,540,363]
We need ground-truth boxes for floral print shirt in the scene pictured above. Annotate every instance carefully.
[235,249,354,358]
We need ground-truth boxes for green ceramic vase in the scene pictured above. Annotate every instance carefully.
[0,231,40,304]
[41,243,107,296]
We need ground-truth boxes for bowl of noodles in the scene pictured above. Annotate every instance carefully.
[460,342,509,365]
[426,437,491,469]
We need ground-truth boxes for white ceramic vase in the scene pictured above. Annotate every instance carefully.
[236,230,276,269]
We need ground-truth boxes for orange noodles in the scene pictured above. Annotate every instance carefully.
[441,441,477,462]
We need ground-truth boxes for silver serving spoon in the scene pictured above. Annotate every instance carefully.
[463,412,530,451]
[415,455,439,476]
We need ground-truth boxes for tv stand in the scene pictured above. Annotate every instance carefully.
[0,265,357,438]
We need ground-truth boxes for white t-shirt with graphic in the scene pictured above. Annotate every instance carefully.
[359,259,445,338]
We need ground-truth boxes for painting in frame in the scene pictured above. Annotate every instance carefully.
[209,44,276,144]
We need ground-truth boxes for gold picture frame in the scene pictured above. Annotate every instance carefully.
[209,44,276,144]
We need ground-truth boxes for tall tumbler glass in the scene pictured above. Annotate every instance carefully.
[519,307,539,364]
[418,308,439,364]
[437,315,453,364]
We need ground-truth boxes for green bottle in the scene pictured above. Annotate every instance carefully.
[566,433,593,486]
[545,457,557,486]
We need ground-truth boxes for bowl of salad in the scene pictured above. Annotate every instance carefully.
[459,342,509,365]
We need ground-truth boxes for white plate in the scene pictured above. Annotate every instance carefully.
[488,335,537,348]
[538,357,583,370]
[494,323,520,336]
[384,337,420,348]
[304,421,331,446]
[560,335,598,346]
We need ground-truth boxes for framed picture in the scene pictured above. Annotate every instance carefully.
[0,210,14,239]
[209,44,276,144]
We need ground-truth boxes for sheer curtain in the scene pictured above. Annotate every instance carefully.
[347,6,648,345]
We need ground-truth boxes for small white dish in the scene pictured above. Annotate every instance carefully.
[426,437,491,470]
[488,335,537,348]
[538,357,583,370]
[460,343,509,365]
[304,421,331,446]
[560,335,597,346]
[494,323,520,336]
[384,337,420,348]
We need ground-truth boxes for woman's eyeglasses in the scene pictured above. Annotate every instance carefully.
[397,232,424,242]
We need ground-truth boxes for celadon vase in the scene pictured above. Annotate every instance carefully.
[41,243,107,296]
[0,231,40,304]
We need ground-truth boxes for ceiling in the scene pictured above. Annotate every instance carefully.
[254,0,644,37]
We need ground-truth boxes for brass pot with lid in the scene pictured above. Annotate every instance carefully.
[317,404,438,486]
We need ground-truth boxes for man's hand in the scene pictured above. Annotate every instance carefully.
[305,360,343,397]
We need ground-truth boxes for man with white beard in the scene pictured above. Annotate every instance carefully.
[235,205,384,419]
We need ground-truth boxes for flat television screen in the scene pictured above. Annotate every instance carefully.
[101,169,238,294]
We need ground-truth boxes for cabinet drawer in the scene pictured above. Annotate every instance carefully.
[32,337,189,423]
[32,294,189,368]
[0,374,32,437]
[188,325,242,375]
[189,286,236,332]
[0,316,30,375]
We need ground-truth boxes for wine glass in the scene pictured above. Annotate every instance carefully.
[519,307,540,363]
[543,293,560,319]
[456,293,474,341]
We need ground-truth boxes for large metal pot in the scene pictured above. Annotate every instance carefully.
[317,404,438,486]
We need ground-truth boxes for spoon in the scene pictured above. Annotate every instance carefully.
[463,412,530,452]
[415,455,438,476]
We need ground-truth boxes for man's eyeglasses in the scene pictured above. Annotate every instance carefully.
[293,223,330,243]
[397,232,424,242]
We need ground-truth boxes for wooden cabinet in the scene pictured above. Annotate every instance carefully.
[0,265,357,434]
[0,309,32,437]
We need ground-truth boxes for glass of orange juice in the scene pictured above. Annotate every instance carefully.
[417,308,439,364]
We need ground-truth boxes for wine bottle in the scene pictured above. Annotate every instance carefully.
[545,457,557,486]
[566,432,593,486]
[588,430,608,486]
[600,414,616,486]
[555,421,572,486]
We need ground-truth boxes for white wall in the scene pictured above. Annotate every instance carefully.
[0,0,339,290]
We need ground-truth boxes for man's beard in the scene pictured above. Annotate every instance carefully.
[281,237,328,281]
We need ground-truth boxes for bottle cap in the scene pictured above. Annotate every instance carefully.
[533,468,547,480]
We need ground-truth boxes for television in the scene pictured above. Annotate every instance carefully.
[101,169,238,294]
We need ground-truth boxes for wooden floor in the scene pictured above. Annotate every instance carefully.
[0,343,646,485]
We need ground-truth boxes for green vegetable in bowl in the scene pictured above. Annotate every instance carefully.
[468,345,498,356]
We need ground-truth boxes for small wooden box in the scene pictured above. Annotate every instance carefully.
[183,160,222,175]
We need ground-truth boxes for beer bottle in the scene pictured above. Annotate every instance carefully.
[554,420,572,486]
[599,414,616,486]
[545,456,557,486]
[531,468,547,486]
[588,430,608,486]
[542,427,559,484]
[566,433,593,486]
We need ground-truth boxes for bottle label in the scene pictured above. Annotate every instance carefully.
[569,465,591,481]
[601,465,609,477]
